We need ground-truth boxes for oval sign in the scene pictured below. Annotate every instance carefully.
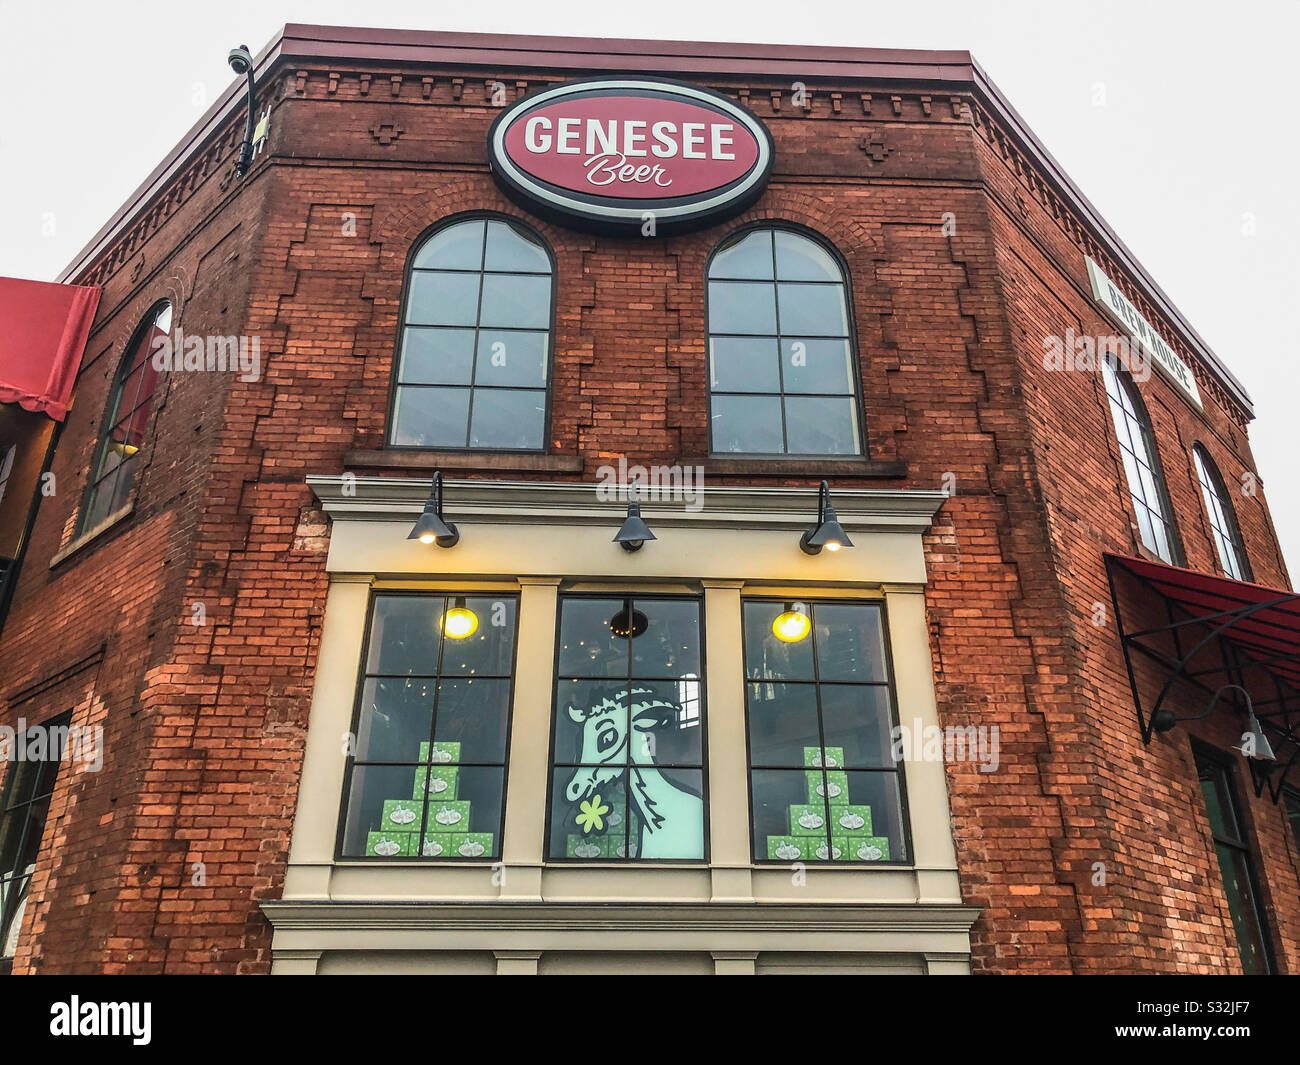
[488,78,774,234]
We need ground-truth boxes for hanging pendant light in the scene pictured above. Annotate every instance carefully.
[800,480,854,555]
[408,470,460,547]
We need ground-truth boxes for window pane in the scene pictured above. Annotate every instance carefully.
[774,231,842,282]
[82,466,123,530]
[710,229,773,280]
[819,685,897,769]
[411,220,485,270]
[752,769,826,861]
[630,599,701,678]
[478,274,551,329]
[341,764,425,857]
[813,603,888,682]
[711,394,784,454]
[627,680,703,767]
[406,271,482,326]
[483,220,550,273]
[474,331,548,388]
[777,283,847,336]
[781,338,854,394]
[746,682,821,766]
[433,678,512,764]
[1216,844,1270,974]
[467,388,546,450]
[709,281,777,335]
[437,596,517,676]
[398,328,476,385]
[390,386,470,447]
[710,337,781,393]
[744,600,816,681]
[841,772,906,862]
[551,776,630,859]
[784,395,859,455]
[556,599,628,678]
[366,596,443,675]
[355,678,434,763]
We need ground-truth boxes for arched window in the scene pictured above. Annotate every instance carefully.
[389,217,553,451]
[1193,445,1250,580]
[1100,357,1178,563]
[80,301,170,533]
[706,227,862,456]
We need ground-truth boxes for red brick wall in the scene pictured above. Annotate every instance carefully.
[1,58,1294,974]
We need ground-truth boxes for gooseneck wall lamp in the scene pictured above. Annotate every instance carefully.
[613,476,657,552]
[800,480,854,555]
[228,45,257,177]
[408,471,460,548]
[1151,683,1277,761]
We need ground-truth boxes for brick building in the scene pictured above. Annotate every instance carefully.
[0,24,1296,975]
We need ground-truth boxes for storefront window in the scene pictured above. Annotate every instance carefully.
[338,594,517,859]
[389,217,553,451]
[1195,746,1273,974]
[743,599,908,863]
[1101,357,1178,563]
[707,227,862,457]
[1193,445,1250,581]
[548,596,706,861]
[80,301,170,533]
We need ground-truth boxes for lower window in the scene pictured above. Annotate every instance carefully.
[547,595,707,861]
[338,594,517,860]
[743,599,909,863]
[0,716,68,962]
[1195,745,1273,974]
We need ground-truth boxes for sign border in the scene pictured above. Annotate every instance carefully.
[487,77,775,235]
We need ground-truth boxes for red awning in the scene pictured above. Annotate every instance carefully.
[0,276,101,422]
[1106,554,1300,685]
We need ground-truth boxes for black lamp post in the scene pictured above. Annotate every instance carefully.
[800,480,854,555]
[408,471,460,548]
[613,476,657,552]
[1151,683,1276,761]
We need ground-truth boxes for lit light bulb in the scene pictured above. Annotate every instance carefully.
[418,532,436,545]
[441,598,478,639]
[824,540,841,552]
[772,606,811,643]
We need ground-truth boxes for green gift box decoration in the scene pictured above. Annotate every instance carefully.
[766,835,810,861]
[837,834,890,861]
[418,741,461,764]
[788,803,828,836]
[812,839,844,861]
[567,833,614,858]
[380,798,422,833]
[366,831,415,857]
[803,746,845,768]
[453,832,494,858]
[413,765,458,799]
[427,801,470,831]
[806,770,849,806]
[831,805,873,835]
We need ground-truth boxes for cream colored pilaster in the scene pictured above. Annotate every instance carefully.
[498,577,561,901]
[702,580,752,902]
[494,950,542,975]
[282,575,373,899]
[884,587,962,904]
[712,950,758,975]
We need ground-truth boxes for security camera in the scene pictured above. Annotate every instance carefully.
[228,45,253,75]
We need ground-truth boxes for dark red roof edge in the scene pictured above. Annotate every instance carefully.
[55,24,1253,416]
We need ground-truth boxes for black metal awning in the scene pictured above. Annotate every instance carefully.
[1105,553,1300,802]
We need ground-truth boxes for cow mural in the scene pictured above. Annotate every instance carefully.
[564,687,704,859]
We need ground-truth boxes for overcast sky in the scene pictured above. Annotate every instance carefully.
[2,0,1295,572]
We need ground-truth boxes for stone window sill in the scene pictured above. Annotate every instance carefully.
[345,450,584,474]
[49,503,135,570]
